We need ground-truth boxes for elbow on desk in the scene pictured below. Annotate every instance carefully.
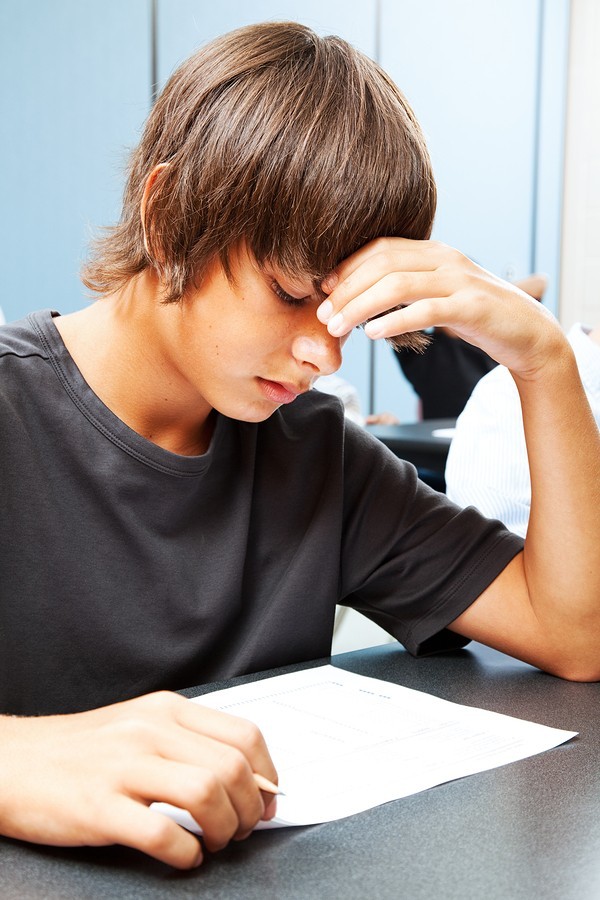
[552,664,600,683]
[549,620,600,683]
[541,650,600,683]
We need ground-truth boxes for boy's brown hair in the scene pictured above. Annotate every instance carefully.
[82,21,436,302]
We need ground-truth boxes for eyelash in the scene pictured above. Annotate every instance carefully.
[270,280,309,308]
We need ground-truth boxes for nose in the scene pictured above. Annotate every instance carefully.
[291,320,343,376]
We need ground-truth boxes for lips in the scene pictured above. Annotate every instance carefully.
[258,378,307,405]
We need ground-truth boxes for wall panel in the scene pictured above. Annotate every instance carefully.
[0,0,150,321]
[0,2,570,423]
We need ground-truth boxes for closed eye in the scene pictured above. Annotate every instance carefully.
[270,280,310,308]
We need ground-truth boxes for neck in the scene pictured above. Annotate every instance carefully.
[54,273,214,455]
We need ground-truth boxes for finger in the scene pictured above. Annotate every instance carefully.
[362,293,495,354]
[321,237,446,294]
[172,696,278,784]
[128,758,250,852]
[319,241,474,329]
[364,297,455,341]
[111,692,278,824]
[260,794,278,822]
[128,693,278,786]
[107,694,274,837]
[318,253,460,333]
[146,730,266,837]
[322,272,450,337]
[107,796,204,869]
[231,788,278,839]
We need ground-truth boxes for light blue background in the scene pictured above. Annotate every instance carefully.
[0,0,569,420]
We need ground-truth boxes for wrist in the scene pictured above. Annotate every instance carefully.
[511,322,574,386]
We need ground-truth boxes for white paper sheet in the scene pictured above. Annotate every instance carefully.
[153,665,576,831]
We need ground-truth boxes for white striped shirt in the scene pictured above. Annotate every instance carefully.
[445,324,600,537]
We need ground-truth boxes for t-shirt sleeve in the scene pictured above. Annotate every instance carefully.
[339,420,524,656]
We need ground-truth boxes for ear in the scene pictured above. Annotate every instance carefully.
[141,163,169,257]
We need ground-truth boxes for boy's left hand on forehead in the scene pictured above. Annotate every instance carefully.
[317,237,562,380]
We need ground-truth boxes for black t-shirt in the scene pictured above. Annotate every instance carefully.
[0,311,523,715]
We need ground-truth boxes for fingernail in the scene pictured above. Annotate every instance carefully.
[364,320,383,338]
[321,272,338,292]
[192,844,204,868]
[316,299,333,323]
[327,312,345,336]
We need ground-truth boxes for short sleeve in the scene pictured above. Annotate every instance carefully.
[338,421,524,655]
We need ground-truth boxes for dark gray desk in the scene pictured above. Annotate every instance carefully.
[2,643,599,900]
[367,418,454,469]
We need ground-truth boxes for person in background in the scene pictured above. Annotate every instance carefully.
[445,320,600,536]
[370,273,549,424]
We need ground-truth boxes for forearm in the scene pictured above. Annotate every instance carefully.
[515,341,600,676]
[318,238,600,677]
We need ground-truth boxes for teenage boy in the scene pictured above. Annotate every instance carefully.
[1,22,598,870]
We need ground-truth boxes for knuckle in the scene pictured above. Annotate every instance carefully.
[124,690,178,718]
[110,715,154,746]
[428,239,446,252]
[444,246,467,267]
[237,719,267,756]
[373,236,394,253]
[193,771,221,805]
[388,271,406,294]
[140,815,176,855]
[144,690,178,709]
[219,745,251,787]
[426,297,445,319]
[337,274,354,296]
[184,772,225,817]
[228,754,251,788]
[202,819,237,853]
[377,247,397,270]
[116,715,148,738]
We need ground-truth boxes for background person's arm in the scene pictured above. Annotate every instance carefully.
[445,365,532,537]
[318,239,600,680]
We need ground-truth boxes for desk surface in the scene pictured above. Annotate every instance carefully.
[2,643,599,900]
[367,418,455,471]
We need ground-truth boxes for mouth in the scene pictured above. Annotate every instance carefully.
[257,378,308,405]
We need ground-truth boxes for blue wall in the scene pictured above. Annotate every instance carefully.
[0,0,569,421]
[0,0,150,322]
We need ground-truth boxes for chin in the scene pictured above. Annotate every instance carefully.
[221,400,283,423]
